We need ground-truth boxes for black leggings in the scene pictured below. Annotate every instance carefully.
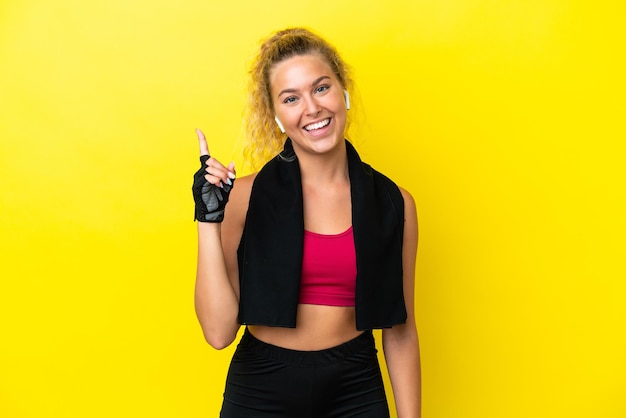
[220,328,390,417]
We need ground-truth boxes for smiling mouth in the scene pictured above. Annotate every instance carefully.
[303,118,331,132]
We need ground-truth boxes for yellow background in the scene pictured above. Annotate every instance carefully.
[1,0,624,417]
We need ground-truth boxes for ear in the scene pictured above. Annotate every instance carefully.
[275,115,286,133]
[344,90,351,110]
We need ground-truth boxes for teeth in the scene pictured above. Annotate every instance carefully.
[304,118,330,131]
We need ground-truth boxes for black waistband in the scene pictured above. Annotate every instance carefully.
[239,327,376,367]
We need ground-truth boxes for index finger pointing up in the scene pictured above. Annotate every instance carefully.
[196,128,210,156]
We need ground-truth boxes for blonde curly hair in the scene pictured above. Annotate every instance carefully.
[242,27,355,171]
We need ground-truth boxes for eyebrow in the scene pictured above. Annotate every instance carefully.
[277,76,331,98]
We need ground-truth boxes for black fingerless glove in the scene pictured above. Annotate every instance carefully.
[192,155,234,223]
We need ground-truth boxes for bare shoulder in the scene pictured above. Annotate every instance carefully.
[399,187,417,217]
[398,186,418,236]
[223,172,257,229]
[221,172,257,269]
[230,173,257,205]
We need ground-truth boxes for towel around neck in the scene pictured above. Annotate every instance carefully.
[237,138,407,330]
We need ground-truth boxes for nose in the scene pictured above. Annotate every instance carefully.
[303,96,321,116]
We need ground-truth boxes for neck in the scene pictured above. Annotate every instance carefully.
[295,141,350,185]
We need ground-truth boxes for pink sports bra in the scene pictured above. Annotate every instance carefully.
[298,226,357,307]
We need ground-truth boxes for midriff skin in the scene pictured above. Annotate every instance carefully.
[248,304,363,351]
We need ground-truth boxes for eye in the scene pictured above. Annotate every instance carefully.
[315,85,330,94]
[283,96,297,104]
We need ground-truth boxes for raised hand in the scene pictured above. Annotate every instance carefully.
[192,129,236,222]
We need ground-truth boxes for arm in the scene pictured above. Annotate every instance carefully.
[193,129,252,350]
[382,187,421,417]
[195,221,239,350]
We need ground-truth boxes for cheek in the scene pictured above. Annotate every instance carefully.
[279,108,297,121]
[331,99,347,118]
[329,92,347,113]
[276,109,301,129]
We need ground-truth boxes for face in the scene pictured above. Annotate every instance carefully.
[269,54,347,156]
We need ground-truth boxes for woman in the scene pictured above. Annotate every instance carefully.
[192,27,421,417]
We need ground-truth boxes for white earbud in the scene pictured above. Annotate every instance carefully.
[344,90,350,110]
[275,115,286,133]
